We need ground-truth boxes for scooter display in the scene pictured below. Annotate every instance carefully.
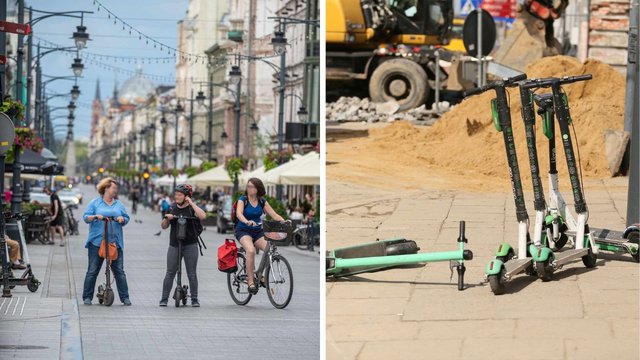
[464,73,540,295]
[96,217,116,306]
[327,221,473,291]
[519,75,600,280]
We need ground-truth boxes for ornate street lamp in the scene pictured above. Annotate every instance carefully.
[228,65,242,86]
[271,31,287,55]
[297,105,308,122]
[71,57,84,76]
[72,25,90,50]
[196,90,206,106]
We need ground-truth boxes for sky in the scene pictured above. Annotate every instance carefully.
[25,0,189,140]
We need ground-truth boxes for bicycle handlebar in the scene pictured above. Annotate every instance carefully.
[463,73,527,97]
[521,74,592,90]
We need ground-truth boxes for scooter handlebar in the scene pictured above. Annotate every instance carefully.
[521,74,593,89]
[463,73,528,97]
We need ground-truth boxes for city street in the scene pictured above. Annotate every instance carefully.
[1,184,320,359]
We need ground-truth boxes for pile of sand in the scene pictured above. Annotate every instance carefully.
[365,56,625,186]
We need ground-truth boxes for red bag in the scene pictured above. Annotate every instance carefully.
[218,239,238,273]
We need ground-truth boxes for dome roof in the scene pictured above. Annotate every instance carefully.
[119,67,155,105]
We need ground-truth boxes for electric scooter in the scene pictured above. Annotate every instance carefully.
[464,74,540,295]
[533,88,639,263]
[172,214,199,307]
[327,221,473,291]
[96,217,116,306]
[519,75,600,280]
[1,212,41,292]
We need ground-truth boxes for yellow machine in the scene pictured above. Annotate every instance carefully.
[326,0,460,111]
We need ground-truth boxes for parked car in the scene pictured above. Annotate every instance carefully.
[29,192,80,207]
[217,196,233,234]
[59,187,83,204]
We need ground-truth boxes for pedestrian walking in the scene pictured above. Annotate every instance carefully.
[44,187,65,246]
[81,177,132,306]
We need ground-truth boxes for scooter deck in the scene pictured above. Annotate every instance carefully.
[504,258,533,279]
[327,238,420,277]
[553,248,589,267]
[590,227,627,243]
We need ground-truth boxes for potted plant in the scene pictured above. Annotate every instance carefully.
[0,98,25,122]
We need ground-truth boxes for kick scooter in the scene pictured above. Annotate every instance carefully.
[519,75,600,280]
[172,214,200,307]
[96,217,116,306]
[1,212,41,292]
[465,73,541,295]
[534,89,639,262]
[327,221,473,291]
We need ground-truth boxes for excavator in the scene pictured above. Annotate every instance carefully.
[326,0,570,111]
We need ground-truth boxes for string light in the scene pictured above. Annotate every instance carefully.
[91,0,208,63]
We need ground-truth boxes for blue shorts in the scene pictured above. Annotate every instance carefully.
[235,227,265,243]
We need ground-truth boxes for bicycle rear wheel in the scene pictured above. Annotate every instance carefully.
[227,253,252,305]
[294,230,308,251]
[266,254,294,309]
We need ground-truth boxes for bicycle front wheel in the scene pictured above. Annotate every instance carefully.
[227,253,252,305]
[266,254,294,309]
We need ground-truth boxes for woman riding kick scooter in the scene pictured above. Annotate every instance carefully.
[160,184,207,307]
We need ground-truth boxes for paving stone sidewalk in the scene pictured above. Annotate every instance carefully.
[327,177,639,360]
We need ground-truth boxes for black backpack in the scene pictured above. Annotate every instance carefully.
[170,203,207,255]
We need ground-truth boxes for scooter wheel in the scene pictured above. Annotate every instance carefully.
[488,269,506,295]
[581,246,597,268]
[627,232,639,263]
[27,279,40,293]
[385,241,419,256]
[182,285,188,305]
[97,285,104,304]
[553,233,568,251]
[535,258,554,282]
[104,289,114,306]
[174,288,182,308]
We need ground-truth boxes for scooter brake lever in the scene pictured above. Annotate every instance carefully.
[449,260,460,282]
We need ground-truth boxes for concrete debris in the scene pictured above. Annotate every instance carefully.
[326,96,445,124]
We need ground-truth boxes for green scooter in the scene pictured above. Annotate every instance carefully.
[464,73,541,295]
[533,86,639,263]
[326,221,473,291]
[519,75,600,280]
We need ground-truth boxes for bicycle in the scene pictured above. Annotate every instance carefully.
[64,204,80,236]
[293,219,319,251]
[227,220,294,309]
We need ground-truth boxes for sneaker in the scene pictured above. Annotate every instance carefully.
[159,300,168,307]
[83,299,92,305]
[123,298,132,306]
[191,299,200,307]
[12,263,26,270]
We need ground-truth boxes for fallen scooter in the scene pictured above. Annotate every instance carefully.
[326,221,473,291]
[96,217,116,306]
[533,86,639,263]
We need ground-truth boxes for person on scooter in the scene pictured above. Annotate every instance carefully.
[235,177,287,294]
[81,177,132,306]
[159,184,206,307]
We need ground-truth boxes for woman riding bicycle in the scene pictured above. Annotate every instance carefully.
[235,177,286,294]
[159,184,206,307]
[81,177,131,306]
